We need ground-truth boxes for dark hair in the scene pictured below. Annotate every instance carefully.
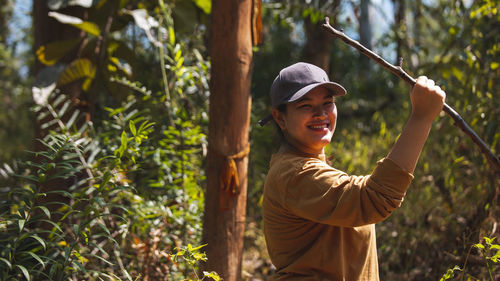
[273,104,287,142]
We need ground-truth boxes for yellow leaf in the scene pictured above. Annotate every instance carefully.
[57,59,95,89]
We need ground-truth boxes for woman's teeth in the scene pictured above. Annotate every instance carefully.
[309,124,327,129]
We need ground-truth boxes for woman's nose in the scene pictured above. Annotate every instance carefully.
[313,105,327,116]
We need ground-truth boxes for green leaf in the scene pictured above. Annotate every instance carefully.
[48,12,101,36]
[34,206,51,219]
[484,236,496,245]
[490,244,500,250]
[100,171,112,189]
[26,252,45,269]
[129,120,137,136]
[190,243,207,252]
[193,0,211,14]
[474,243,485,249]
[203,271,221,281]
[64,246,71,262]
[168,26,175,45]
[30,235,47,251]
[15,264,30,281]
[0,257,12,269]
[40,219,63,233]
[18,219,25,232]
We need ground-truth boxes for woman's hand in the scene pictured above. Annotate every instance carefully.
[410,76,446,123]
[386,76,447,173]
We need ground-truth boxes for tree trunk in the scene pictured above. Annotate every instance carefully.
[392,0,406,65]
[0,0,13,42]
[201,0,253,280]
[359,0,372,50]
[302,18,332,72]
[358,0,372,74]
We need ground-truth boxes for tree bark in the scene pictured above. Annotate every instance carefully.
[358,0,372,73]
[392,0,406,65]
[302,18,332,72]
[359,0,372,50]
[201,0,253,280]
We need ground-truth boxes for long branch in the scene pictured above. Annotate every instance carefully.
[321,17,500,172]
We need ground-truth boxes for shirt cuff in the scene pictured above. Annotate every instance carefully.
[368,157,414,197]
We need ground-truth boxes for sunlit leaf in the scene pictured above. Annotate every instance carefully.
[48,11,101,36]
[15,265,30,281]
[193,0,211,14]
[18,219,25,232]
[124,9,161,47]
[0,258,11,269]
[203,271,221,281]
[26,252,45,269]
[57,59,96,89]
[48,0,95,10]
[32,83,56,106]
[30,235,47,251]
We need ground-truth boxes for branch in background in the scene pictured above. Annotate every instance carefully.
[322,17,500,172]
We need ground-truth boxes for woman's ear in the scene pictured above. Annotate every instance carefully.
[272,108,286,130]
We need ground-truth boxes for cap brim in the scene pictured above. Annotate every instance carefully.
[288,82,346,103]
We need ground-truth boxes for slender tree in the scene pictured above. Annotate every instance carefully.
[392,0,406,65]
[359,0,372,50]
[201,0,253,280]
[302,17,332,72]
[358,0,373,73]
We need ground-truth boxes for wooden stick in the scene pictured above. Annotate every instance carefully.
[322,17,500,172]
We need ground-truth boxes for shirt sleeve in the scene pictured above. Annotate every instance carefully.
[284,157,414,227]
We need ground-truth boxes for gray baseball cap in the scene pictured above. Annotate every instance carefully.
[258,62,346,126]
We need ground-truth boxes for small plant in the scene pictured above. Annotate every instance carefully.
[440,265,462,281]
[173,244,220,281]
[440,236,500,281]
[473,237,500,280]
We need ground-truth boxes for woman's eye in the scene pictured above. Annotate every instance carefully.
[298,104,311,109]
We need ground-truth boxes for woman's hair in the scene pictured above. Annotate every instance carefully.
[273,103,287,142]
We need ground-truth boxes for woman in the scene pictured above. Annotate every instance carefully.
[259,62,446,280]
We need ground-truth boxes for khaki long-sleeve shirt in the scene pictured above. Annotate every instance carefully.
[262,150,413,281]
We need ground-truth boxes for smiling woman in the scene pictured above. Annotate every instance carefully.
[259,62,446,280]
[273,88,337,155]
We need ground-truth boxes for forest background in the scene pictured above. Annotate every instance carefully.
[0,0,498,280]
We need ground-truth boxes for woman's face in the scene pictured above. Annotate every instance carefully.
[273,86,337,155]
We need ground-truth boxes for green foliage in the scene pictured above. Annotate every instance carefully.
[440,265,462,281]
[2,1,211,280]
[440,236,500,281]
[172,244,221,281]
[0,132,129,280]
[474,237,500,279]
